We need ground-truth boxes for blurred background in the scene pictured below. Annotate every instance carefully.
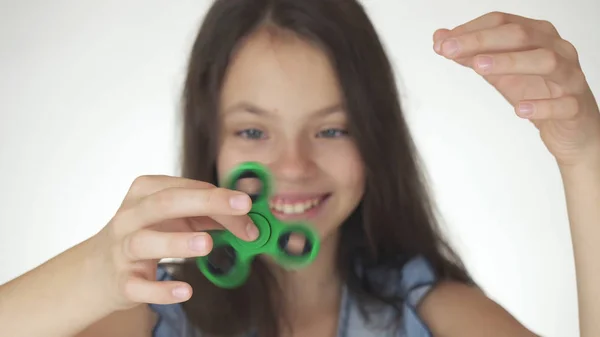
[1,1,598,336]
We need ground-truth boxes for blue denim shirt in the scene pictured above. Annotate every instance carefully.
[149,256,435,337]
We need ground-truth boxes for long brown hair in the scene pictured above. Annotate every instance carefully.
[172,1,473,336]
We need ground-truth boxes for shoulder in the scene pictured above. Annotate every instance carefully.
[147,265,196,337]
[418,280,539,337]
[397,257,539,337]
[363,255,538,337]
[350,255,438,336]
[391,255,440,336]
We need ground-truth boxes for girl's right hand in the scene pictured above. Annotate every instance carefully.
[91,175,258,311]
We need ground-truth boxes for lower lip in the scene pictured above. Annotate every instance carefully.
[269,194,331,221]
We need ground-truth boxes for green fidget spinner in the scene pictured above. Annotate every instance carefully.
[196,162,321,288]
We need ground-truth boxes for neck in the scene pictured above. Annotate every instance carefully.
[268,231,343,317]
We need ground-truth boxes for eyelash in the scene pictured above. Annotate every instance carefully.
[235,128,265,140]
[235,128,348,140]
[316,128,348,138]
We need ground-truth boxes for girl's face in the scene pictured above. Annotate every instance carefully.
[216,29,365,247]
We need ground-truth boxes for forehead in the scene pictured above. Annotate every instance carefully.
[219,28,343,116]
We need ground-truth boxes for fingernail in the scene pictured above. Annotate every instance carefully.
[172,286,190,299]
[442,39,459,57]
[433,30,450,52]
[229,194,249,210]
[246,222,259,240]
[518,102,535,117]
[188,235,207,252]
[476,56,493,72]
[434,39,443,53]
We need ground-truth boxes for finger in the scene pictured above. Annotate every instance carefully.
[451,12,526,37]
[210,214,260,241]
[123,276,192,304]
[123,229,213,260]
[515,95,581,120]
[435,12,559,43]
[436,23,557,59]
[151,216,223,233]
[471,49,579,86]
[433,28,451,42]
[452,57,471,68]
[118,187,257,240]
[122,175,215,209]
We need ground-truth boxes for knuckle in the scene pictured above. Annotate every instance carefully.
[570,68,587,93]
[214,186,235,200]
[200,187,216,207]
[202,187,237,213]
[148,187,178,212]
[165,236,179,256]
[541,49,560,73]
[504,52,517,69]
[171,234,190,256]
[98,223,129,267]
[197,180,216,189]
[162,234,183,258]
[537,20,557,34]
[128,175,171,198]
[473,30,486,48]
[547,99,557,118]
[120,275,139,302]
[487,11,507,25]
[111,241,125,268]
[569,96,582,118]
[130,175,154,192]
[507,23,530,44]
[558,39,579,60]
[107,213,128,239]
[123,232,143,260]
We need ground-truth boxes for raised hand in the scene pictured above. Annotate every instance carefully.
[433,11,600,167]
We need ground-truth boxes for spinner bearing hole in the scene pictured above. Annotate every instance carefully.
[206,245,237,275]
[278,232,312,256]
[235,171,263,202]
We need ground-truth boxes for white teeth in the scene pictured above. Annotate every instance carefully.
[293,203,304,213]
[284,204,294,213]
[269,197,323,214]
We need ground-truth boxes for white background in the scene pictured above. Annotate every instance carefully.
[1,1,598,336]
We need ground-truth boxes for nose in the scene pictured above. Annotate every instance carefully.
[270,139,316,182]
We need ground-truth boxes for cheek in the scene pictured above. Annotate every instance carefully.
[216,139,246,183]
[318,143,365,193]
[340,159,365,196]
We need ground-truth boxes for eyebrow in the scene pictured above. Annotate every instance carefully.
[222,101,344,117]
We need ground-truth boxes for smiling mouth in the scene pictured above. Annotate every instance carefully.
[268,194,331,215]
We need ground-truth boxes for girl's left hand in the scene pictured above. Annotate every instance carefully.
[433,11,600,167]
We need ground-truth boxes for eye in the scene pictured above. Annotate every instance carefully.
[236,128,265,140]
[317,128,348,138]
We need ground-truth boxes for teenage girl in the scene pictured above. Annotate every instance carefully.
[2,1,599,337]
